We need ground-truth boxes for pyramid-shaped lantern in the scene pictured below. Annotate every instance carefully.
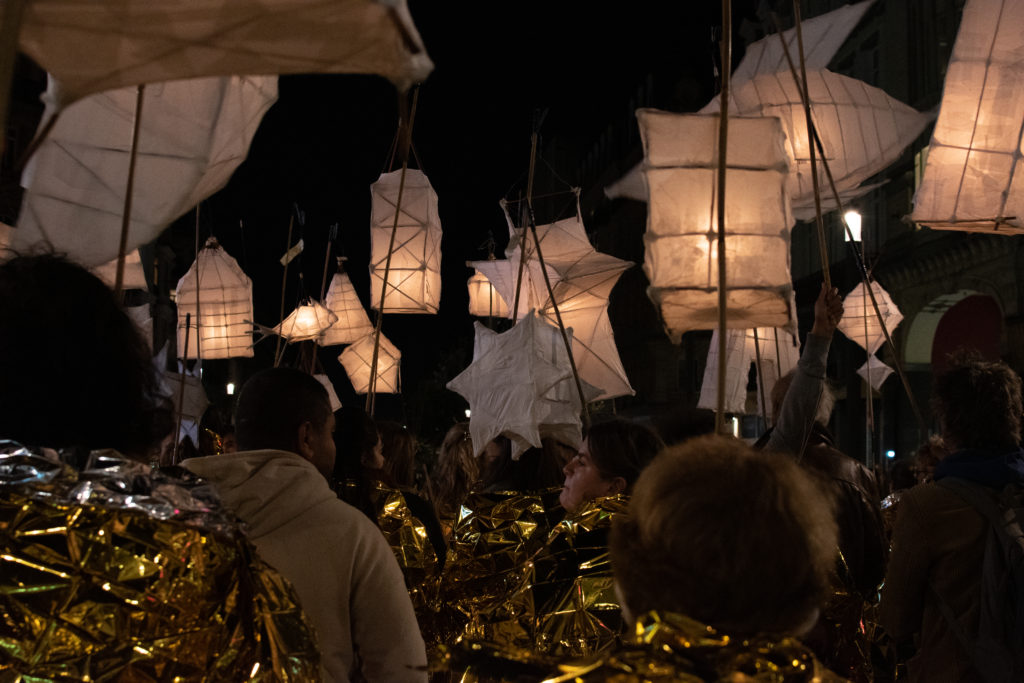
[467,268,510,318]
[320,259,374,346]
[368,168,442,313]
[175,237,254,359]
[837,281,903,355]
[910,0,1024,234]
[637,109,795,342]
[340,333,401,394]
[274,299,338,343]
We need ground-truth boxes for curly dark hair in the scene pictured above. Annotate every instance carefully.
[932,351,1022,451]
[585,418,664,490]
[0,253,172,457]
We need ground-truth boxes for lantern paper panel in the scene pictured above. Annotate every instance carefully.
[369,169,443,313]
[92,250,148,290]
[699,70,930,220]
[638,109,795,342]
[320,267,374,346]
[837,280,903,355]
[17,76,277,267]
[126,304,154,353]
[339,333,401,394]
[698,326,799,419]
[176,238,254,360]
[447,311,599,460]
[544,300,634,401]
[467,269,511,318]
[910,0,1024,233]
[164,365,208,445]
[471,257,559,321]
[274,300,338,343]
[18,0,432,104]
[857,355,894,392]
[314,374,343,412]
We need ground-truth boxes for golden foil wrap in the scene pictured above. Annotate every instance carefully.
[367,482,439,609]
[0,443,320,681]
[434,611,847,683]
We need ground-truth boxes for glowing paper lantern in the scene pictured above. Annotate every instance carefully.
[700,70,930,220]
[368,169,442,313]
[467,269,510,318]
[637,109,795,342]
[274,300,338,343]
[340,333,401,394]
[910,0,1024,233]
[837,281,903,355]
[319,263,374,346]
[176,237,254,360]
[446,311,600,459]
[17,76,277,267]
[857,356,894,392]
[17,0,433,104]
[698,327,800,418]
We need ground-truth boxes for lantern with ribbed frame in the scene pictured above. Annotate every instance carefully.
[368,169,442,313]
[637,109,795,343]
[274,299,338,343]
[175,237,253,359]
[467,268,510,318]
[320,260,374,346]
[340,332,401,394]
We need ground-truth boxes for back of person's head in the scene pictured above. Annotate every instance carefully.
[377,420,416,488]
[234,368,331,452]
[913,435,948,483]
[585,419,664,491]
[932,351,1022,451]
[0,253,171,457]
[481,437,573,493]
[771,370,835,426]
[435,422,480,517]
[333,406,378,480]
[611,435,838,637]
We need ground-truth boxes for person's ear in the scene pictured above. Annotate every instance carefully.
[607,476,627,495]
[296,421,316,462]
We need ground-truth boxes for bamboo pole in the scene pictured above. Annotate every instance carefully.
[714,0,732,436]
[274,215,295,366]
[753,328,770,430]
[367,86,419,416]
[114,84,145,298]
[511,140,539,323]
[193,205,202,365]
[174,313,191,464]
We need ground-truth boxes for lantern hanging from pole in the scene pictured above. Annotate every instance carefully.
[910,0,1024,234]
[175,237,254,360]
[163,364,208,445]
[698,326,800,419]
[467,268,510,318]
[319,260,374,346]
[339,333,401,394]
[857,355,894,392]
[837,280,903,355]
[274,299,338,343]
[368,168,442,314]
[637,109,795,342]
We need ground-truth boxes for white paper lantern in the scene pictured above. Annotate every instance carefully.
[467,269,510,318]
[369,169,442,314]
[857,356,894,392]
[319,263,374,346]
[698,326,800,418]
[274,299,338,343]
[339,333,401,394]
[175,237,254,360]
[911,0,1024,233]
[837,281,903,355]
[637,109,795,342]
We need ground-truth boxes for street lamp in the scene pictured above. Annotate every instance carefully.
[844,210,862,242]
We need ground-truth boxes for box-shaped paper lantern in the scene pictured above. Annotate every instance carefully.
[176,237,253,359]
[340,332,401,394]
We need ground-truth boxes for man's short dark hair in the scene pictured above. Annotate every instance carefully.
[932,351,1023,451]
[235,368,331,452]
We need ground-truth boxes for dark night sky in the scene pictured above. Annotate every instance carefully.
[151,1,761,433]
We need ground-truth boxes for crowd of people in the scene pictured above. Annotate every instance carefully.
[1,252,1023,682]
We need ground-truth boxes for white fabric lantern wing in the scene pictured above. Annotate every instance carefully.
[314,374,343,412]
[857,356,895,392]
[164,370,209,425]
[369,169,443,313]
[175,237,254,360]
[837,281,903,355]
[17,76,277,267]
[125,303,154,353]
[911,0,1024,233]
[638,109,795,342]
[18,0,432,104]
[700,70,930,220]
[274,300,339,343]
[339,332,401,394]
[467,269,511,318]
[93,250,147,290]
[471,257,558,321]
[550,298,634,400]
[320,267,374,346]
[698,326,799,418]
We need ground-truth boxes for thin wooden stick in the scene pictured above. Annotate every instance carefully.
[114,84,146,298]
[714,0,732,436]
[320,224,337,301]
[512,138,540,323]
[194,205,202,364]
[0,0,28,161]
[174,313,191,464]
[368,86,419,415]
[274,214,295,366]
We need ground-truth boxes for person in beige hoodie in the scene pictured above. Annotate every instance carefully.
[185,368,427,683]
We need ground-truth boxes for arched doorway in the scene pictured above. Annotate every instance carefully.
[905,290,1002,373]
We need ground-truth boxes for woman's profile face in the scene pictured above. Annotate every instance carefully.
[559,438,617,513]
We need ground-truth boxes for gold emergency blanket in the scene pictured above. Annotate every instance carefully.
[0,444,320,681]
[368,482,439,610]
[434,611,847,682]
